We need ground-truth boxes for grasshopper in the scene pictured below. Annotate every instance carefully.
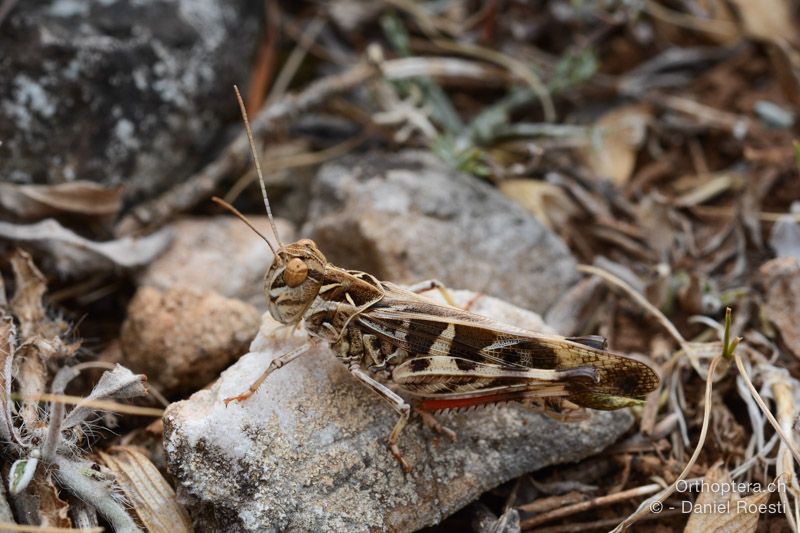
[218,87,659,472]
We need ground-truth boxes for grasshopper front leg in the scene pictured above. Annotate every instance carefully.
[348,365,413,472]
[224,342,315,405]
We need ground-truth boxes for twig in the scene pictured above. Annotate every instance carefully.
[246,0,281,112]
[689,205,800,222]
[115,61,378,236]
[648,93,750,138]
[518,484,661,529]
[528,509,683,533]
[223,131,369,203]
[116,54,526,235]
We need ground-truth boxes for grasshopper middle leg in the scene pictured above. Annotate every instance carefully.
[406,279,456,307]
[349,365,413,472]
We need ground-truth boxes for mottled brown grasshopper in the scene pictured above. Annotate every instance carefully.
[218,87,659,471]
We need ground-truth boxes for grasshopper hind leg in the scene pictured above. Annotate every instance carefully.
[415,409,457,442]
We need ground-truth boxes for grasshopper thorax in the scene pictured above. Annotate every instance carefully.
[266,239,327,324]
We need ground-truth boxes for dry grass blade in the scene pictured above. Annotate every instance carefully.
[771,374,799,529]
[13,393,163,417]
[734,354,800,465]
[430,38,555,121]
[644,0,739,39]
[611,355,723,531]
[0,524,103,532]
[96,446,192,533]
[577,264,687,345]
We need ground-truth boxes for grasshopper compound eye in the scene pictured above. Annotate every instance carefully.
[284,258,308,287]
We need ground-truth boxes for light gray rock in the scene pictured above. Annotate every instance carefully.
[138,216,295,309]
[0,0,260,204]
[303,151,579,314]
[164,289,633,532]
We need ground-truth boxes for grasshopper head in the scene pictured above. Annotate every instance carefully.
[265,239,327,324]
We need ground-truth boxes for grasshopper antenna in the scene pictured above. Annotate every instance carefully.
[233,84,285,251]
[211,196,280,257]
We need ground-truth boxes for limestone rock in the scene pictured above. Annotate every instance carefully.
[303,150,579,314]
[0,0,260,204]
[163,289,632,532]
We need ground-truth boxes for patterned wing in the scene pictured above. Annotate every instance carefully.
[357,299,659,410]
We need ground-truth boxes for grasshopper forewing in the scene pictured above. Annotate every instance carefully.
[218,86,660,472]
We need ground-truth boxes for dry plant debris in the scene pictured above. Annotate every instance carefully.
[0,250,185,531]
[2,0,800,531]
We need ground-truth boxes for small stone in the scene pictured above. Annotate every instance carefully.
[121,286,260,398]
[164,289,632,532]
[304,150,579,315]
[138,216,295,309]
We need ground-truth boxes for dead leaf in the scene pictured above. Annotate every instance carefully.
[97,446,193,533]
[759,257,800,358]
[582,104,651,186]
[695,0,744,44]
[498,179,579,229]
[32,472,72,529]
[0,219,172,277]
[728,0,796,46]
[683,463,767,533]
[63,365,148,429]
[9,249,47,334]
[0,181,123,221]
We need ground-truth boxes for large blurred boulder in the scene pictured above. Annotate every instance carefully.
[304,151,579,314]
[0,0,261,203]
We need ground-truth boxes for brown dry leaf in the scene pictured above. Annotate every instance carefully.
[695,0,743,44]
[498,179,579,229]
[759,257,800,358]
[683,463,767,533]
[728,0,796,46]
[0,181,123,221]
[32,472,72,529]
[582,104,650,186]
[9,249,47,335]
[97,446,193,533]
